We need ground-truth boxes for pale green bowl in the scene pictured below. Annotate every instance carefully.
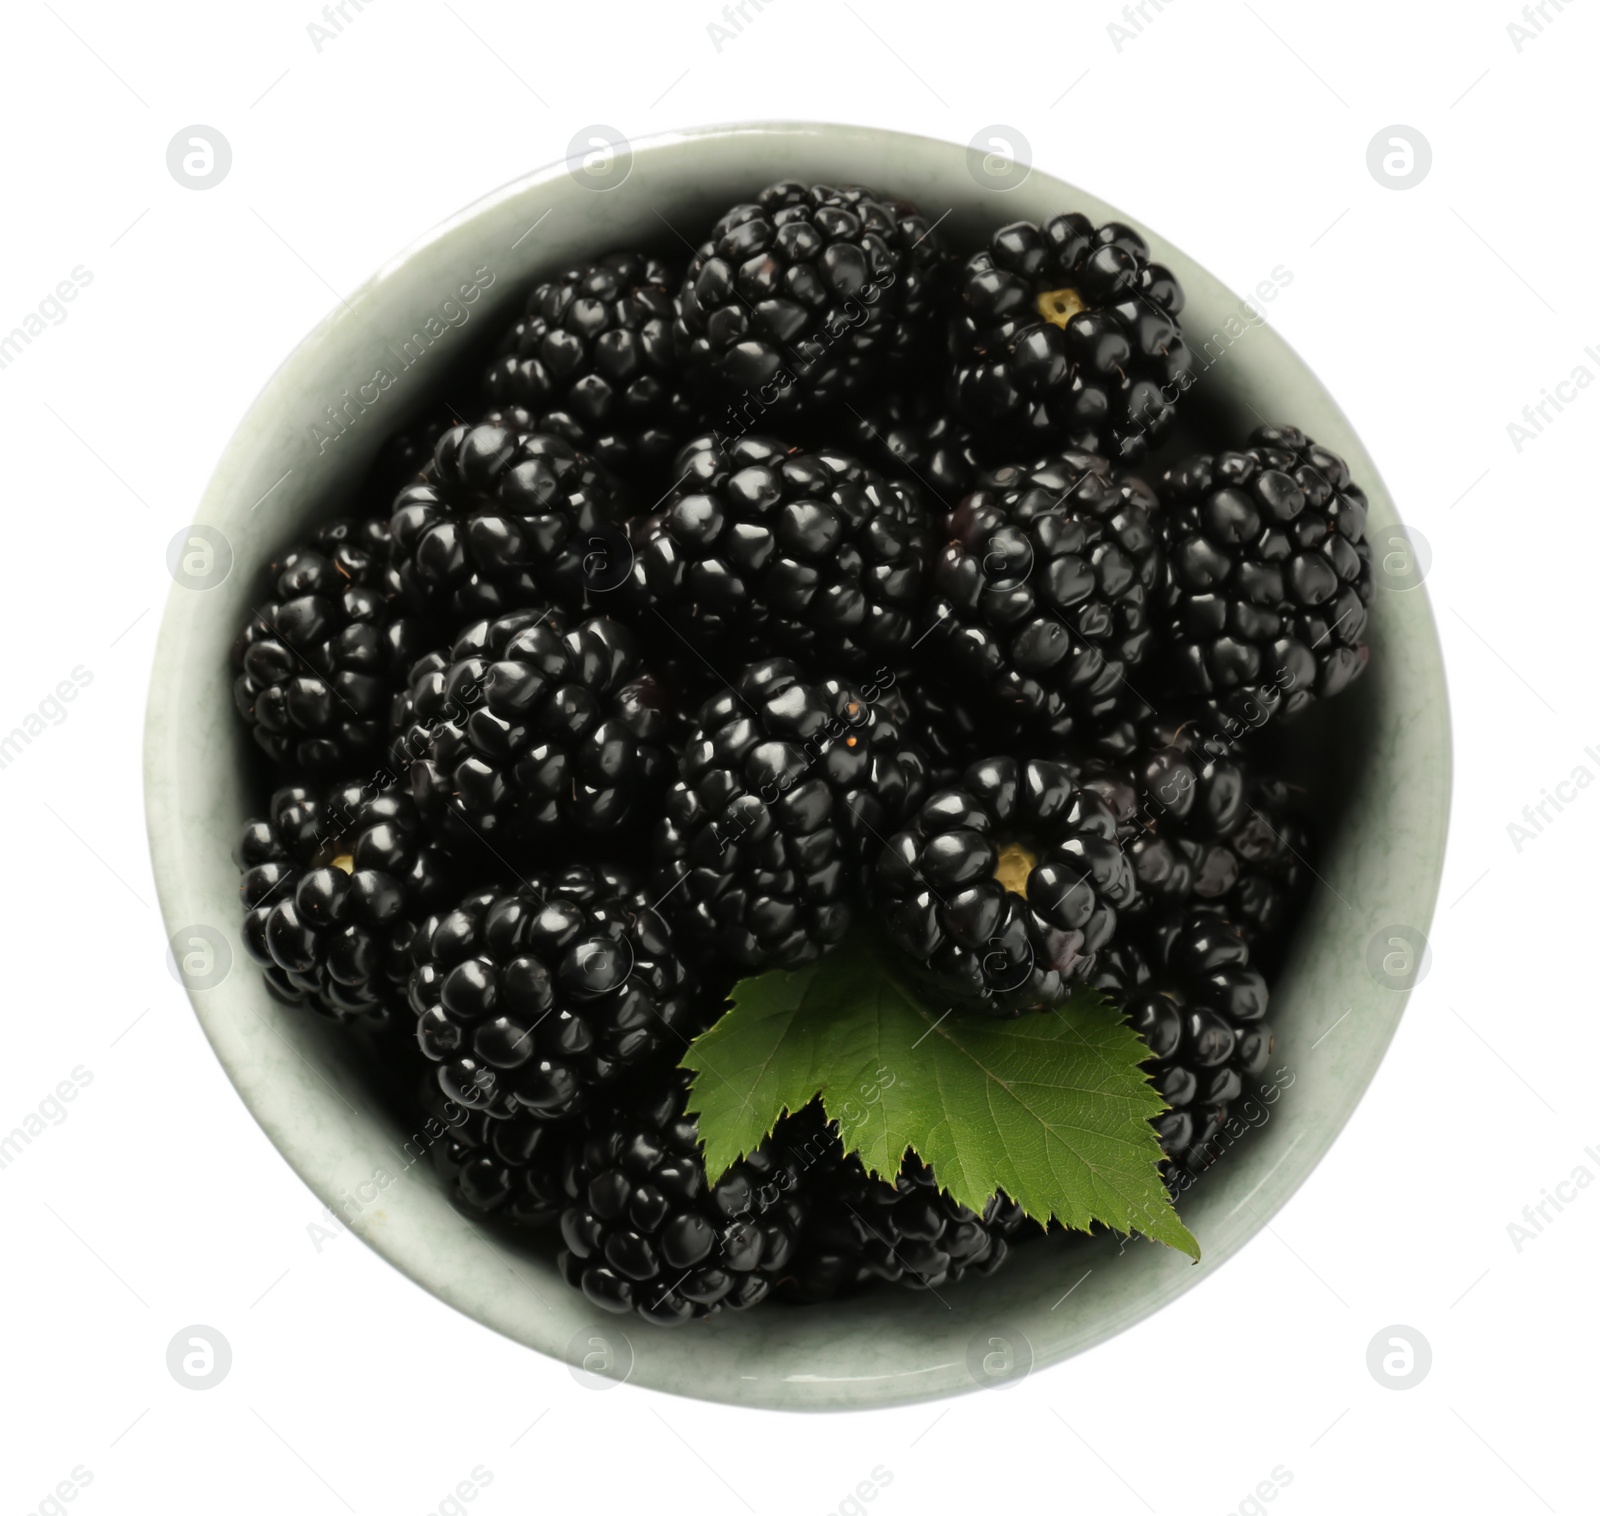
[144,122,1450,1410]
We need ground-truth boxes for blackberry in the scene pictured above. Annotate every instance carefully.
[1128,909,1272,1166]
[559,1068,807,1324]
[1157,425,1374,727]
[628,433,932,673]
[949,213,1193,460]
[675,181,948,414]
[405,608,670,846]
[406,871,701,1120]
[483,254,695,482]
[784,1142,1029,1302]
[923,451,1162,743]
[235,781,455,1029]
[655,658,926,969]
[421,1080,572,1225]
[388,423,629,622]
[875,756,1136,1015]
[232,518,425,772]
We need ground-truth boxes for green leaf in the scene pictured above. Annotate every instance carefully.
[681,933,1199,1259]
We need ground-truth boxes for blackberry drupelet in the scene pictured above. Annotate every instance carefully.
[675,181,948,413]
[1129,908,1273,1166]
[924,451,1162,743]
[232,518,426,772]
[949,213,1193,460]
[783,1142,1029,1301]
[406,870,700,1120]
[388,422,629,622]
[628,433,932,673]
[1157,425,1374,726]
[406,607,671,846]
[875,756,1136,1015]
[559,1068,808,1324]
[483,254,695,482]
[655,658,926,970]
[236,781,456,1029]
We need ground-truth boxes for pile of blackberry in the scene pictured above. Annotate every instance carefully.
[229,179,1375,1324]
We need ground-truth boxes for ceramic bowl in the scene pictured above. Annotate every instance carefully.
[144,121,1451,1410]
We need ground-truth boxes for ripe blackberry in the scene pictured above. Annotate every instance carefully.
[405,607,670,847]
[235,781,455,1029]
[559,1068,807,1324]
[628,433,932,673]
[655,658,926,969]
[232,518,425,772]
[923,451,1162,743]
[875,756,1136,1015]
[388,422,629,622]
[675,181,948,413]
[1157,425,1374,726]
[420,1080,572,1225]
[1129,909,1272,1165]
[406,871,700,1120]
[784,1143,1030,1302]
[483,254,695,482]
[949,213,1193,460]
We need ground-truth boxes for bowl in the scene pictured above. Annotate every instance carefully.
[144,121,1451,1410]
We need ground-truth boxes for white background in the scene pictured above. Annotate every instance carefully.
[0,1,1592,1512]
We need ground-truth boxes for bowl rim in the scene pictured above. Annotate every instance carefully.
[144,119,1452,1411]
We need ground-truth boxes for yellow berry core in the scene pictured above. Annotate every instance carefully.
[1035,286,1086,328]
[993,841,1037,897]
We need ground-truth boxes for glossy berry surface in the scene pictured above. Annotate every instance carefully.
[675,180,948,412]
[407,872,701,1120]
[1158,425,1374,726]
[422,1083,574,1226]
[1130,908,1273,1169]
[232,518,424,772]
[236,781,455,1029]
[389,423,628,621]
[949,213,1192,460]
[655,658,926,969]
[924,450,1162,741]
[406,608,670,845]
[483,253,694,482]
[875,756,1136,1015]
[559,1069,808,1325]
[629,432,932,673]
